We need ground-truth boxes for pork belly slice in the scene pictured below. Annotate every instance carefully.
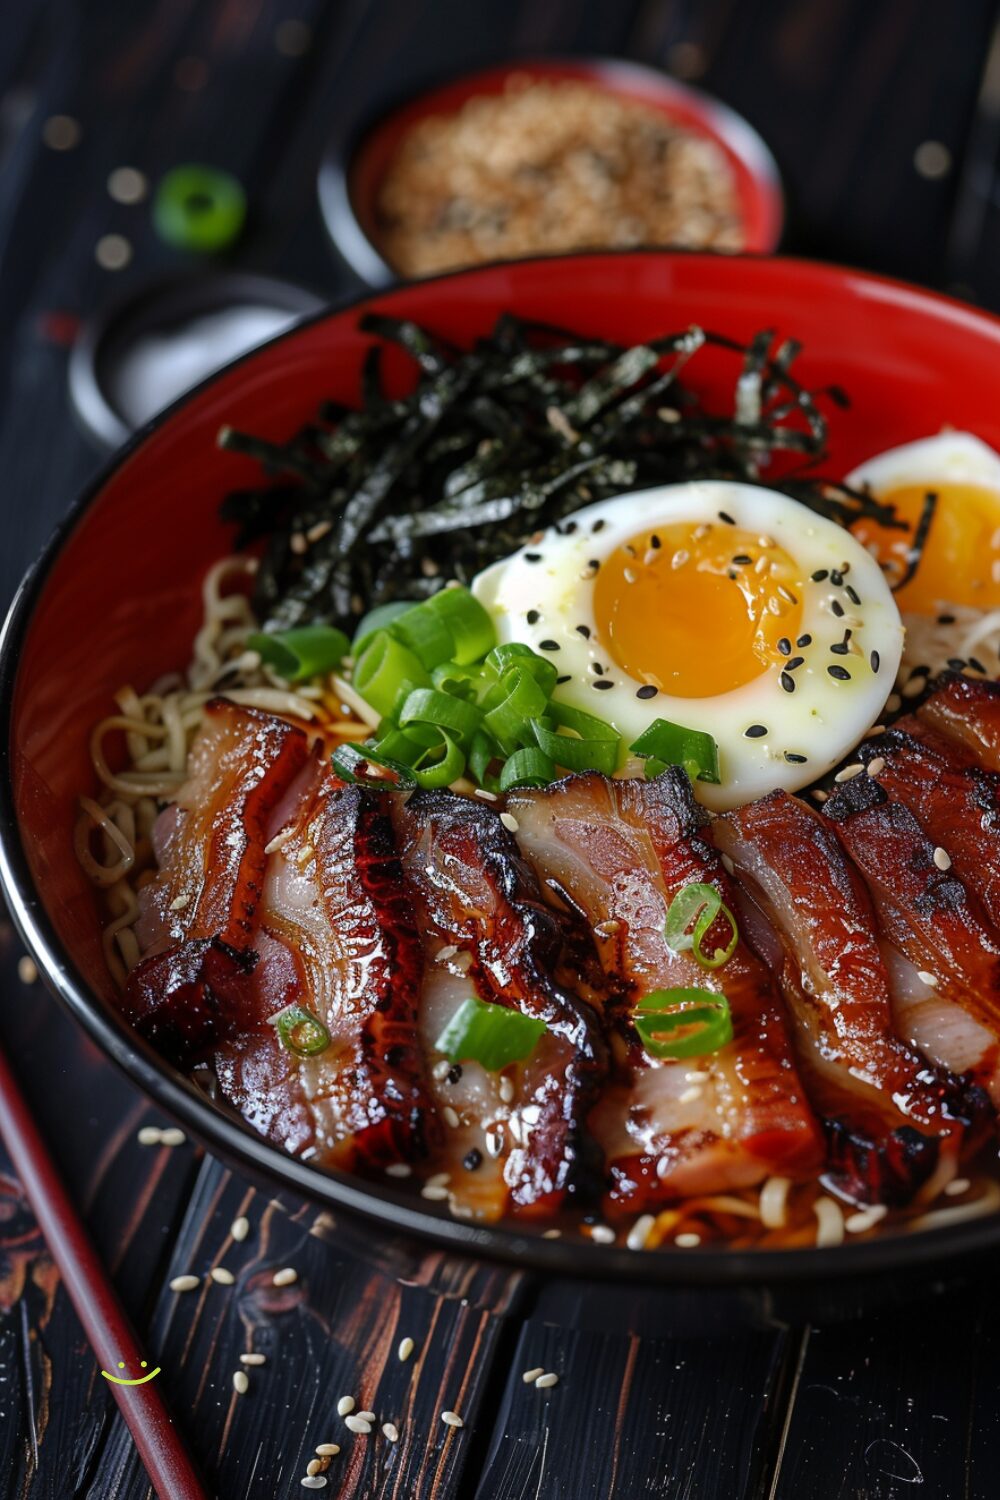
[214,781,440,1173]
[389,790,608,1219]
[825,772,1000,1105]
[507,770,824,1213]
[916,672,1000,772]
[124,699,313,1052]
[714,791,981,1205]
[853,723,1000,929]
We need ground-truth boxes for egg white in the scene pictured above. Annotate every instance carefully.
[846,430,1000,495]
[471,481,903,811]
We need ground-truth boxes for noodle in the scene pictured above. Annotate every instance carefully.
[899,602,1000,686]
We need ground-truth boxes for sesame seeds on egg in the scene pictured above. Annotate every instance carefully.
[471,481,904,811]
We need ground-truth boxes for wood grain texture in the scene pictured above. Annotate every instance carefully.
[1,0,1000,1496]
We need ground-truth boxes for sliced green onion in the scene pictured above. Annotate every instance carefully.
[532,700,620,775]
[331,741,416,789]
[483,667,550,754]
[389,602,456,670]
[398,687,482,743]
[431,660,485,699]
[413,729,465,789]
[246,625,349,684]
[353,600,417,652]
[423,587,495,664]
[664,882,738,970]
[499,746,556,790]
[629,718,721,784]
[353,631,431,718]
[468,730,499,791]
[484,643,558,697]
[153,164,246,252]
[435,996,547,1071]
[268,1003,330,1057]
[368,724,427,765]
[633,989,733,1059]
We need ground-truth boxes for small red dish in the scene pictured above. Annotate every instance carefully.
[5,252,1000,1294]
[318,57,784,286]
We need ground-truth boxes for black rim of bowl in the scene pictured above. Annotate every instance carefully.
[3,249,999,1287]
[316,53,785,288]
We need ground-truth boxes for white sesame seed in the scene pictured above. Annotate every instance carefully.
[398,1336,415,1362]
[240,1353,266,1366]
[886,693,902,713]
[137,1126,163,1146]
[678,1085,703,1104]
[917,971,939,988]
[169,893,190,911]
[626,1214,655,1250]
[382,1423,399,1442]
[300,1478,327,1490]
[337,1396,355,1416]
[813,789,829,803]
[314,1444,340,1457]
[345,1415,372,1435]
[485,1130,502,1158]
[421,1184,450,1201]
[522,1366,545,1383]
[441,1411,464,1428]
[210,1267,235,1286]
[233,1371,249,1395]
[656,1156,672,1180]
[443,1106,460,1129]
[160,1127,186,1147]
[425,1171,451,1188]
[474,787,498,801]
[230,1216,249,1243]
[500,812,519,833]
[945,1177,971,1197]
[263,829,294,855]
[432,1059,452,1082]
[436,944,459,964]
[686,1070,709,1082]
[866,757,885,778]
[272,1267,298,1286]
[934,847,952,871]
[835,764,864,782]
[96,233,132,270]
[169,1274,200,1293]
[589,1224,615,1244]
[623,568,638,584]
[306,1459,323,1477]
[542,1228,561,1239]
[385,1163,412,1178]
[357,1410,376,1423]
[902,676,926,699]
[16,955,38,984]
[675,1232,702,1248]
[535,1372,559,1389]
[845,1205,888,1234]
[499,1076,514,1104]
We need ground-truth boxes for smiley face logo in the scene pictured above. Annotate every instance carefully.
[101,1359,162,1386]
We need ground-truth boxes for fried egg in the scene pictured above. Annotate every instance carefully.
[471,481,903,811]
[847,431,1000,616]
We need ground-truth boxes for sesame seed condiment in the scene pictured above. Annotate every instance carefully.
[300,1480,327,1492]
[867,757,885,777]
[233,1371,249,1395]
[240,1353,266,1366]
[744,724,768,739]
[463,1148,483,1171]
[538,639,560,651]
[830,599,845,618]
[784,655,804,670]
[315,1444,341,1456]
[17,955,38,985]
[535,1372,560,1389]
[797,634,812,647]
[526,609,540,624]
[306,1459,324,1477]
[675,1232,702,1247]
[845,1204,888,1234]
[169,1274,200,1293]
[499,1075,515,1104]
[383,1423,399,1442]
[784,752,807,764]
[441,1411,464,1428]
[811,569,828,582]
[443,1106,460,1129]
[160,1127,186,1146]
[934,847,952,871]
[945,1177,971,1197]
[137,1126,163,1146]
[636,684,658,699]
[593,678,614,689]
[846,585,861,605]
[870,650,881,673]
[917,971,939,988]
[780,672,795,694]
[474,788,498,802]
[345,1415,372,1435]
[828,665,851,681]
[230,1216,249,1243]
[272,1267,298,1286]
[357,1410,376,1423]
[626,1213,656,1250]
[421,1184,449,1201]
[718,511,736,525]
[398,1337,415,1362]
[777,637,792,655]
[522,1366,545,1383]
[590,1224,615,1244]
[575,623,591,638]
[500,812,519,833]
[337,1397,355,1416]
[210,1267,235,1286]
[835,764,864,782]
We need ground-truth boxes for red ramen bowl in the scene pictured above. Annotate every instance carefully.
[4,252,1000,1295]
[318,57,784,285]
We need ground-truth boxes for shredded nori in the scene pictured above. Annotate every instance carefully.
[218,313,907,633]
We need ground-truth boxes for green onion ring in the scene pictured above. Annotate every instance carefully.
[664,882,739,970]
[633,989,733,1059]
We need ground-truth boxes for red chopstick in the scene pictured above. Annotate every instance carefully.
[0,1042,210,1500]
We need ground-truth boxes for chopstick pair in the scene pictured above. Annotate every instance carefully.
[0,1042,209,1499]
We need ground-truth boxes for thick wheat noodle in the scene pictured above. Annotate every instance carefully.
[74,796,136,885]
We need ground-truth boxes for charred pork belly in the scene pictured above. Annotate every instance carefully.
[916,672,1000,772]
[390,790,607,1219]
[714,791,981,1205]
[508,769,824,1213]
[825,772,1000,1105]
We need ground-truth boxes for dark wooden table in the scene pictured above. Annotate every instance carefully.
[3,3,1000,1496]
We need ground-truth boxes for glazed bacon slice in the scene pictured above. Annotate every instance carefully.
[714,791,980,1204]
[824,772,1000,1105]
[507,770,824,1213]
[123,699,312,1054]
[916,672,1000,771]
[214,781,440,1173]
[389,790,608,1219]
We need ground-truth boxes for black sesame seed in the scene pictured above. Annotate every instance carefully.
[525,552,542,563]
[556,674,571,684]
[575,624,591,638]
[831,599,845,618]
[937,613,956,625]
[828,665,851,681]
[564,521,578,534]
[947,657,967,671]
[588,559,600,571]
[539,639,560,651]
[593,679,614,690]
[784,752,808,764]
[650,534,662,549]
[780,671,795,693]
[526,609,540,624]
[636,685,658,700]
[970,656,987,674]
[447,1064,463,1085]
[777,637,792,655]
[463,1148,483,1172]
[796,633,812,647]
[785,655,805,670]
[846,585,861,606]
[831,569,844,586]
[830,643,850,656]
[719,510,736,524]
[811,569,829,583]
[591,662,604,674]
[745,724,768,739]
[592,519,606,532]
[870,650,881,674]
[727,570,738,581]
[732,554,752,565]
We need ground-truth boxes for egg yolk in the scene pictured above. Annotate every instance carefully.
[851,483,1000,616]
[593,523,804,697]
